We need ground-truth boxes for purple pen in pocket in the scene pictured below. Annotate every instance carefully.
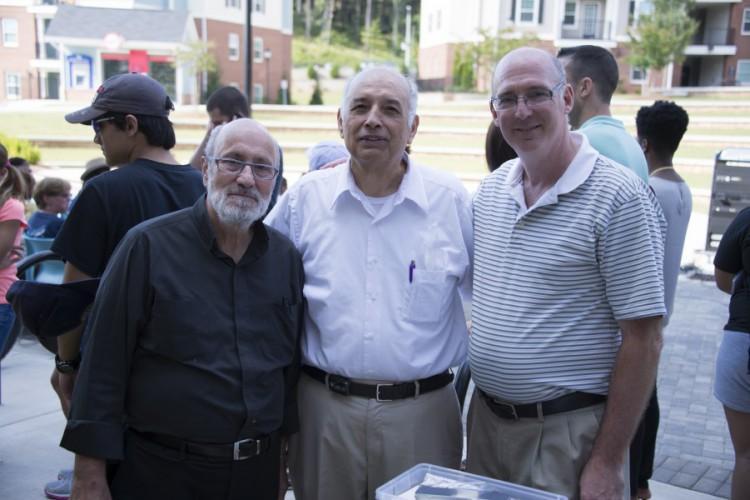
[409,260,415,283]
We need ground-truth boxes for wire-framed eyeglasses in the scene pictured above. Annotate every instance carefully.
[207,156,279,180]
[490,80,566,112]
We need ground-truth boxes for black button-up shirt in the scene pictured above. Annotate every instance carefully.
[61,196,304,461]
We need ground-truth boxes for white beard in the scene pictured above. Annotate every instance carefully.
[208,182,271,229]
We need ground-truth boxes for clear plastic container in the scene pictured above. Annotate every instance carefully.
[375,463,568,500]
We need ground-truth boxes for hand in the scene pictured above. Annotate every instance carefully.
[0,244,23,268]
[71,455,112,500]
[50,367,77,417]
[579,454,624,500]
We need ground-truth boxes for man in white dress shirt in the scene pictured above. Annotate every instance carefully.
[265,66,473,500]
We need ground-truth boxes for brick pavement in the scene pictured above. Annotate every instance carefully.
[651,274,734,497]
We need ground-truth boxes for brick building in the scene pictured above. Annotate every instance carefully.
[0,0,292,103]
[418,0,750,92]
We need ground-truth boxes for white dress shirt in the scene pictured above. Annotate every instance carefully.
[265,158,473,381]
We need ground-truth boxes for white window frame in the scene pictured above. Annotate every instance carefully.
[5,72,21,99]
[563,0,577,27]
[630,66,646,83]
[2,18,18,47]
[737,60,750,85]
[253,37,263,63]
[253,0,265,13]
[71,61,90,90]
[253,83,264,103]
[436,10,441,30]
[516,0,538,25]
[228,33,240,61]
[742,8,750,35]
[225,0,240,9]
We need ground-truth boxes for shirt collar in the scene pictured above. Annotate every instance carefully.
[330,153,429,214]
[191,194,269,264]
[503,132,598,214]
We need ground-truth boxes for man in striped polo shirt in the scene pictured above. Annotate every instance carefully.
[467,47,666,500]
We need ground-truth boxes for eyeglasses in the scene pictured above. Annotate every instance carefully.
[490,81,566,112]
[207,156,278,180]
[92,116,116,134]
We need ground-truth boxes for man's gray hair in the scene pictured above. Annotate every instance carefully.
[204,121,281,168]
[340,66,418,127]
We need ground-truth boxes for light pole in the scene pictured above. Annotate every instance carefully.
[264,48,272,104]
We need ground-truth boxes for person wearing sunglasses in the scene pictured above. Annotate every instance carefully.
[468,48,666,500]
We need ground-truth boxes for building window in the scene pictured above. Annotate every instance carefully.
[228,33,240,61]
[738,60,750,84]
[253,0,265,13]
[225,0,240,8]
[628,0,636,26]
[563,1,576,26]
[742,8,750,35]
[518,0,537,24]
[5,72,20,99]
[2,18,18,47]
[253,37,263,63]
[630,66,646,83]
[253,83,264,103]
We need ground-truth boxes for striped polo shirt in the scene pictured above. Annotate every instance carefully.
[470,133,666,404]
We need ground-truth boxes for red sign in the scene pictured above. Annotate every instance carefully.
[128,50,149,74]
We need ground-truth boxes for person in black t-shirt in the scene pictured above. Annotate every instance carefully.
[50,73,204,416]
[714,207,750,500]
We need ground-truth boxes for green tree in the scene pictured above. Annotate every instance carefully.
[175,41,219,102]
[309,79,323,105]
[451,29,538,91]
[628,0,698,88]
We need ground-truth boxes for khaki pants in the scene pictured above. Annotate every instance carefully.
[466,391,629,500]
[289,372,462,500]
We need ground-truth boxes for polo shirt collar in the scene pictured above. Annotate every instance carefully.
[191,194,269,263]
[504,132,598,215]
[330,153,429,215]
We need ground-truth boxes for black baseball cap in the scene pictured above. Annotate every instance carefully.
[6,279,100,338]
[65,72,174,125]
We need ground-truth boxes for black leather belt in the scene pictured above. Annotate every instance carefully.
[131,430,271,461]
[303,365,453,401]
[479,389,606,420]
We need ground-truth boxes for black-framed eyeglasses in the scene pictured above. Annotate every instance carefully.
[207,156,278,180]
[490,80,566,112]
[92,116,116,134]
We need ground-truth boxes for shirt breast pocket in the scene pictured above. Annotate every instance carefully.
[402,270,454,324]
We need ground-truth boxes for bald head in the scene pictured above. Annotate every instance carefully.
[492,48,565,95]
[341,66,418,127]
[205,118,279,169]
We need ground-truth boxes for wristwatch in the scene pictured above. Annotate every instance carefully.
[55,354,81,374]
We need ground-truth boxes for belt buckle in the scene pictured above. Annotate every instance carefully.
[325,373,350,396]
[233,438,260,461]
[494,400,519,420]
[375,383,393,402]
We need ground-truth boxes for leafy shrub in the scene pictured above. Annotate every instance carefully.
[0,134,41,165]
[309,80,323,105]
[331,63,341,79]
[307,64,319,81]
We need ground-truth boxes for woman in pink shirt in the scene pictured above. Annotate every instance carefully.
[0,143,28,352]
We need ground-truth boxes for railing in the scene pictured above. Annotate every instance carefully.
[560,20,612,40]
[690,27,735,46]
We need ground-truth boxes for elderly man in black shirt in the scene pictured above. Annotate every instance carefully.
[61,118,304,500]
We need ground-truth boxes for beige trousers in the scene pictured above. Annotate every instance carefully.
[466,391,629,500]
[288,372,462,500]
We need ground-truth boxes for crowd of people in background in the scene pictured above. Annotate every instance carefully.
[0,43,747,500]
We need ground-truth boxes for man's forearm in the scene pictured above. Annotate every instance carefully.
[589,316,663,464]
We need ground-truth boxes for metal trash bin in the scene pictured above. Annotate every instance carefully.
[706,148,750,251]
